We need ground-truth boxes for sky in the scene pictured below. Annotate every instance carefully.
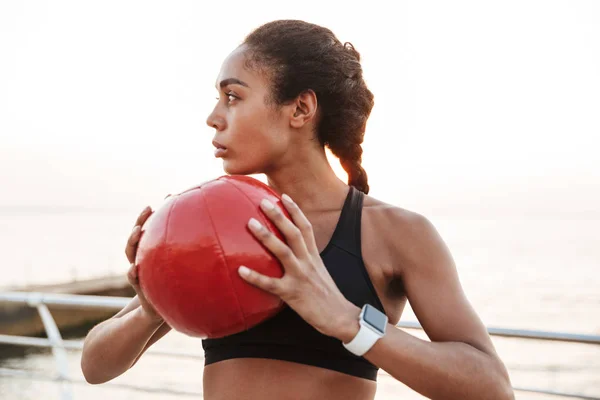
[0,0,598,217]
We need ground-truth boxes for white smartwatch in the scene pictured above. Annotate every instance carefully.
[342,304,388,356]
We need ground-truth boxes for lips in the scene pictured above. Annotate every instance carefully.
[212,140,228,158]
[212,140,227,150]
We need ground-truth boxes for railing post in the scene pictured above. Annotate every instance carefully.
[28,295,73,400]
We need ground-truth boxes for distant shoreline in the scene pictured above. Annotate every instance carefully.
[0,206,138,215]
[1,205,598,220]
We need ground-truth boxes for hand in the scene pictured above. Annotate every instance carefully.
[238,194,361,342]
[125,206,163,323]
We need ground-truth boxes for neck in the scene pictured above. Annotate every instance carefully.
[265,148,349,213]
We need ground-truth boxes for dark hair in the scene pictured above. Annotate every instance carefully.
[243,20,374,194]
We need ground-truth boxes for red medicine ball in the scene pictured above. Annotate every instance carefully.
[136,175,288,338]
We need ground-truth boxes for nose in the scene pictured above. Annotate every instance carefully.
[206,105,226,131]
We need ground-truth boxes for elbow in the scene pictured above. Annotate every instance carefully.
[80,341,99,384]
[496,382,515,400]
[80,347,131,385]
[80,346,112,385]
[81,361,117,385]
[491,358,515,400]
[505,387,516,400]
[493,379,515,400]
[478,370,514,400]
[80,356,107,385]
[80,330,105,384]
[83,375,105,385]
[500,376,515,400]
[81,363,102,385]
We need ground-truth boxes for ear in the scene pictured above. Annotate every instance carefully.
[289,90,318,129]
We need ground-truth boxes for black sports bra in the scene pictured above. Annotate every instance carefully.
[202,186,386,381]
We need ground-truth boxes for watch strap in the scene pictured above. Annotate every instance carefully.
[342,322,382,356]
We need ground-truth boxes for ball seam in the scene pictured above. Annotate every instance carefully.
[199,188,248,332]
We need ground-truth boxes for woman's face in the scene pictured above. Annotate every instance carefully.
[206,46,292,175]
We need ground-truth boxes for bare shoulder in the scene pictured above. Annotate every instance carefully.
[362,194,444,277]
[362,195,430,232]
[363,195,505,363]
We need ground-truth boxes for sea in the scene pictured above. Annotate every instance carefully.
[0,209,598,399]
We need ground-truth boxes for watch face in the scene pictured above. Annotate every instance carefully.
[363,304,387,334]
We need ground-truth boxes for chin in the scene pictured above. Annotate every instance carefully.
[221,159,259,176]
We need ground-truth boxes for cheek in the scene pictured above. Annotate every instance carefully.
[234,129,281,164]
[230,120,269,152]
[229,106,284,155]
[223,116,283,173]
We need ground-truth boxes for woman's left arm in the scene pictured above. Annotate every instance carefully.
[239,196,513,400]
[339,211,514,400]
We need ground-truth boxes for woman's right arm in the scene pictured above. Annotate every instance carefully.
[81,296,171,384]
[81,206,172,384]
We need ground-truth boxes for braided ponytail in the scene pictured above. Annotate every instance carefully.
[244,21,374,193]
[329,143,370,194]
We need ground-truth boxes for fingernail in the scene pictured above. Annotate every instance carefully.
[238,266,250,276]
[260,199,274,210]
[132,225,140,233]
[282,194,293,204]
[248,218,262,230]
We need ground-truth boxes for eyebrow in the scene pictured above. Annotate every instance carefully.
[218,78,249,89]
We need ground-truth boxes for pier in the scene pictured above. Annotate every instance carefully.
[0,276,133,337]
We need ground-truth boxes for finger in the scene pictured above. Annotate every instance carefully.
[127,263,139,286]
[125,225,142,264]
[127,265,150,308]
[134,206,153,228]
[259,199,309,259]
[238,266,283,296]
[248,218,299,269]
[280,194,318,255]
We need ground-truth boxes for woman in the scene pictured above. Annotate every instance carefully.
[81,20,513,399]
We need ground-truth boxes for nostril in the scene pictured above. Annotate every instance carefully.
[207,116,225,131]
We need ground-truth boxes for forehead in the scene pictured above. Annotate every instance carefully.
[216,46,263,88]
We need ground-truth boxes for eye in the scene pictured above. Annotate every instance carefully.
[215,91,239,105]
[226,92,239,103]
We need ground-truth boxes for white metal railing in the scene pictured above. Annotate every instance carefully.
[397,320,600,345]
[1,291,599,400]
